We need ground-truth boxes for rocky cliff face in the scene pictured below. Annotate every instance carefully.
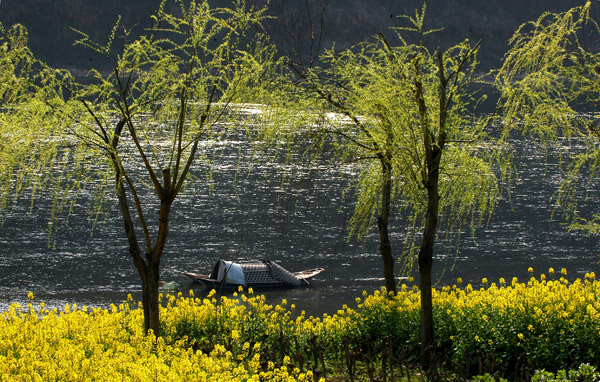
[0,0,590,71]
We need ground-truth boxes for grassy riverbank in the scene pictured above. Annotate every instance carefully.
[1,269,599,381]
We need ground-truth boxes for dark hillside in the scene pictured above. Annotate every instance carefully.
[0,0,593,72]
[315,0,588,69]
[0,0,158,71]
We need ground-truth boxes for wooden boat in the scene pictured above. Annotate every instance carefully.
[181,260,324,289]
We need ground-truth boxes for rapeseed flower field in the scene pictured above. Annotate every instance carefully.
[1,269,599,381]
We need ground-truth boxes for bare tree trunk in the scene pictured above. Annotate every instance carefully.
[418,147,441,370]
[378,156,396,293]
[144,258,161,336]
[413,52,451,370]
[124,201,170,337]
[114,175,159,336]
[143,196,172,336]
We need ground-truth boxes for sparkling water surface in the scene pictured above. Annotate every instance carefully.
[1,136,599,316]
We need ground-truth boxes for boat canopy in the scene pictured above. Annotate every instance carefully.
[209,260,302,286]
[211,260,245,284]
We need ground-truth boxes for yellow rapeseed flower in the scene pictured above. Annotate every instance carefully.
[2,267,599,381]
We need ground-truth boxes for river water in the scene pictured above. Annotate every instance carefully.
[0,136,599,316]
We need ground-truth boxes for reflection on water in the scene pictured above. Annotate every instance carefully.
[1,137,599,316]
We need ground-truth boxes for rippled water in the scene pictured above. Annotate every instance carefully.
[1,136,599,315]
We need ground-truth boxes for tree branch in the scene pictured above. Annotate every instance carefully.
[173,83,217,198]
[114,68,164,199]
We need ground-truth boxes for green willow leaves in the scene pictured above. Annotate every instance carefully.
[496,1,600,234]
[0,23,76,238]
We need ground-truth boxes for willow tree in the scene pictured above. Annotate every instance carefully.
[58,0,271,336]
[0,23,77,237]
[277,6,506,366]
[496,1,600,234]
